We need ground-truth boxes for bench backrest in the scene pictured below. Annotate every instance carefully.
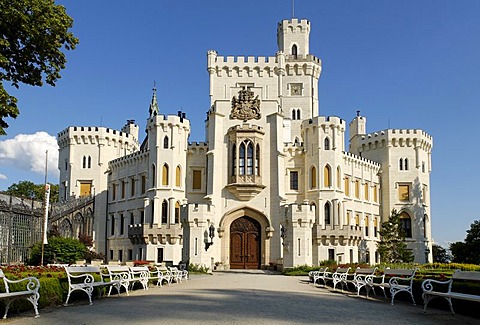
[452,270,480,281]
[334,267,350,273]
[106,265,130,272]
[384,268,416,277]
[354,267,377,275]
[0,269,5,279]
[65,266,102,274]
[129,266,149,272]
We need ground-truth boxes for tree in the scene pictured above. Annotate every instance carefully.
[432,244,450,263]
[5,180,59,203]
[377,209,414,263]
[450,220,480,264]
[0,0,78,135]
[29,236,86,265]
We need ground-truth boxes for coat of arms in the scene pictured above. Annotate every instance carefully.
[230,88,261,121]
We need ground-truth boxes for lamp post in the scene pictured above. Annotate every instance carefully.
[205,223,215,251]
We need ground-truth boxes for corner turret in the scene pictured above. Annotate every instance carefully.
[277,19,311,56]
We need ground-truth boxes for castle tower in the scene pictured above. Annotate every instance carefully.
[277,19,311,56]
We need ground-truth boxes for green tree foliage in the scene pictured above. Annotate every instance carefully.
[5,180,59,202]
[29,236,86,265]
[377,209,414,263]
[0,0,78,135]
[432,243,450,263]
[450,220,480,264]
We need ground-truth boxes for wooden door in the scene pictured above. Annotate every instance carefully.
[230,216,260,269]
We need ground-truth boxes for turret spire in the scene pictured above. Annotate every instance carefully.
[149,82,159,117]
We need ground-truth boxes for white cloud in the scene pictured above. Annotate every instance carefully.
[0,132,59,179]
[0,174,7,180]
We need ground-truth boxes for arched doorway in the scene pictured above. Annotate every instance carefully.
[230,216,261,269]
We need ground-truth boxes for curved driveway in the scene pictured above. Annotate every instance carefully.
[6,272,478,325]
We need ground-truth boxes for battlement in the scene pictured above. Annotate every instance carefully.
[57,126,139,149]
[213,55,277,65]
[228,123,265,134]
[277,19,310,33]
[188,142,208,156]
[343,151,381,168]
[147,114,191,129]
[108,148,148,169]
[302,116,346,130]
[358,129,433,150]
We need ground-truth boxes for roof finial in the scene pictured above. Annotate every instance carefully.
[149,81,159,117]
[292,0,295,18]
[356,110,360,117]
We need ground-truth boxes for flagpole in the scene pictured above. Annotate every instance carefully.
[40,150,49,266]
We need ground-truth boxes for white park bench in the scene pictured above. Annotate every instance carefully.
[331,267,351,291]
[345,267,378,295]
[367,268,418,305]
[309,267,328,284]
[155,266,174,286]
[169,266,188,283]
[128,266,150,290]
[422,269,480,315]
[0,268,40,319]
[64,265,120,306]
[102,265,135,295]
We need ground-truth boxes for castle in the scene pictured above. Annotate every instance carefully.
[57,18,433,269]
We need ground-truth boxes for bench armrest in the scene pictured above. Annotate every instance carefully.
[4,276,40,293]
[421,278,452,293]
[388,274,414,286]
[68,273,96,284]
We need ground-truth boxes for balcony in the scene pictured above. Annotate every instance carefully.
[226,175,265,201]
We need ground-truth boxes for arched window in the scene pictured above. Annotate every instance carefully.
[296,109,301,120]
[247,142,254,175]
[88,156,91,168]
[163,136,169,149]
[404,158,409,170]
[239,143,246,175]
[255,144,260,176]
[162,164,169,186]
[423,214,428,238]
[292,110,296,120]
[324,137,330,150]
[175,165,181,187]
[82,156,86,168]
[174,201,180,224]
[399,158,403,171]
[291,44,298,57]
[324,202,331,225]
[400,212,412,238]
[324,165,331,187]
[336,166,341,188]
[294,137,300,146]
[310,166,317,189]
[161,200,168,224]
[232,144,236,176]
[151,164,156,187]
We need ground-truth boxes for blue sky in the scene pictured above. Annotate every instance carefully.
[0,0,479,248]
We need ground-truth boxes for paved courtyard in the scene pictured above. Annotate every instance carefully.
[5,272,479,325]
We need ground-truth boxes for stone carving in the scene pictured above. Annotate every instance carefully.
[231,88,261,121]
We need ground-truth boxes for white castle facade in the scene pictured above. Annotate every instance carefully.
[57,19,433,269]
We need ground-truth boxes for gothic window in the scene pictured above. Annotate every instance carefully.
[176,165,181,187]
[364,182,369,201]
[232,144,236,176]
[82,156,86,168]
[163,136,169,149]
[344,177,350,196]
[423,214,428,238]
[162,164,169,186]
[336,166,341,188]
[292,44,298,57]
[130,177,135,197]
[324,165,331,187]
[404,158,409,170]
[290,171,299,191]
[355,180,360,198]
[324,202,331,225]
[324,137,330,150]
[296,109,301,120]
[422,162,426,173]
[175,201,180,224]
[292,110,296,120]
[151,164,156,187]
[400,212,412,238]
[162,200,168,224]
[110,215,115,236]
[141,175,147,193]
[87,156,91,168]
[255,144,260,176]
[247,142,254,175]
[399,158,403,171]
[310,166,317,189]
[239,143,246,175]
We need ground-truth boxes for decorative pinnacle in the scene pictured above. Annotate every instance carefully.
[149,81,159,117]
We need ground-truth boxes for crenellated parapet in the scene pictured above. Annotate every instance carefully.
[284,203,315,225]
[343,151,381,169]
[57,126,139,152]
[188,142,208,156]
[108,149,149,171]
[146,114,190,132]
[358,129,433,153]
[302,116,346,132]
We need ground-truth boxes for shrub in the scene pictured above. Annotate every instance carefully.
[187,263,209,273]
[29,237,87,265]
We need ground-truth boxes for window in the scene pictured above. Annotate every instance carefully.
[328,249,335,261]
[344,177,350,196]
[176,166,181,187]
[65,159,68,170]
[120,214,124,235]
[324,138,330,150]
[110,215,115,236]
[422,162,425,173]
[163,136,169,149]
[130,178,135,197]
[239,143,245,175]
[109,250,114,260]
[296,109,300,120]
[140,210,145,224]
[290,171,299,191]
[80,182,92,197]
[118,250,123,262]
[162,164,169,186]
[374,218,378,237]
[292,110,296,120]
[291,44,298,57]
[111,183,117,201]
[400,212,412,238]
[88,156,91,168]
[364,183,369,201]
[404,158,409,170]
[121,180,126,199]
[400,158,409,171]
[255,145,260,176]
[399,158,403,171]
[324,165,331,187]
[175,201,180,224]
[192,170,202,190]
[130,212,134,225]
[157,248,164,263]
[423,215,428,238]
[232,144,237,175]
[324,202,331,225]
[336,166,341,188]
[355,180,360,198]
[141,175,146,193]
[373,185,378,203]
[82,156,86,169]
[247,142,254,175]
[151,164,156,187]
[398,184,410,201]
[310,166,317,189]
[128,249,133,261]
[162,200,168,224]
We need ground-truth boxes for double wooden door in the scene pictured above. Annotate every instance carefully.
[230,216,261,269]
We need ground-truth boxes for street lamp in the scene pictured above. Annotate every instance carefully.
[205,223,215,251]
